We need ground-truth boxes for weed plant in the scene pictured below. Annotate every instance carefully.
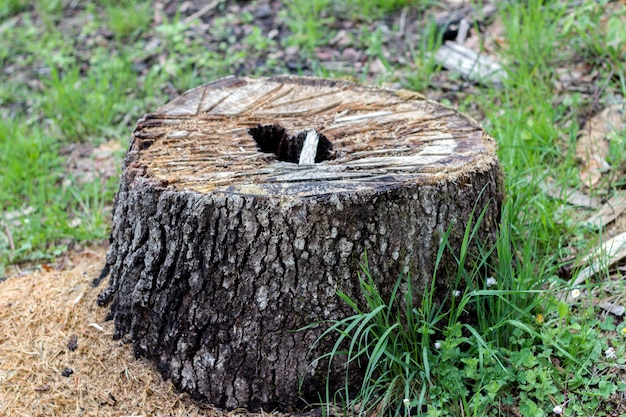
[312,198,624,416]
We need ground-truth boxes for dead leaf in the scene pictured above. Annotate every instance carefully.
[538,177,601,209]
[555,64,598,93]
[584,191,626,228]
[63,140,122,186]
[573,231,626,285]
[577,103,625,188]
[394,89,426,101]
[599,301,625,317]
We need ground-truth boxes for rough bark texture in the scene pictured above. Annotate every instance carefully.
[96,76,503,412]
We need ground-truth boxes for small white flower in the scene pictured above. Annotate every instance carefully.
[553,405,563,414]
[453,290,461,297]
[434,342,441,349]
[605,347,617,360]
[571,289,581,299]
[403,398,411,408]
[486,276,497,287]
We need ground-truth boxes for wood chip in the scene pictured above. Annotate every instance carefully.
[455,18,471,44]
[434,41,507,85]
[89,322,105,332]
[98,391,117,406]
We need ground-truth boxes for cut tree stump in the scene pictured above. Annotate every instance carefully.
[96,76,503,412]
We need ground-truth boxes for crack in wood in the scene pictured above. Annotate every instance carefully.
[247,124,334,165]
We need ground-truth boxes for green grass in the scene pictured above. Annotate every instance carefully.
[0,117,115,268]
[310,202,612,416]
[0,0,28,19]
[104,0,152,40]
[1,0,626,414]
[43,55,138,143]
[313,206,624,417]
[280,0,335,53]
[0,0,255,266]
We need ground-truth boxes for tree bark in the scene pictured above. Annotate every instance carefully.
[96,76,503,412]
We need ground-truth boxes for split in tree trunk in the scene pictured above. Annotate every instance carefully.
[96,76,503,412]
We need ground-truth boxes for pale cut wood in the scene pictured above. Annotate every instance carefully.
[96,76,503,412]
[434,41,507,85]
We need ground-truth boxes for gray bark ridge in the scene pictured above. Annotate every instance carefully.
[97,161,502,412]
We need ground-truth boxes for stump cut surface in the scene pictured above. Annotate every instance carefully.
[98,76,503,412]
[130,75,495,195]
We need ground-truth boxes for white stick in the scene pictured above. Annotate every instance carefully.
[298,129,320,165]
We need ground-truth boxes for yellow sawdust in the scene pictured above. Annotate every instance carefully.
[0,249,267,417]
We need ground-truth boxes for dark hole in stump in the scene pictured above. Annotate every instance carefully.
[248,124,334,163]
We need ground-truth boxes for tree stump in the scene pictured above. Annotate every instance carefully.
[96,76,503,412]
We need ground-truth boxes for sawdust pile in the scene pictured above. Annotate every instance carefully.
[0,249,265,417]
